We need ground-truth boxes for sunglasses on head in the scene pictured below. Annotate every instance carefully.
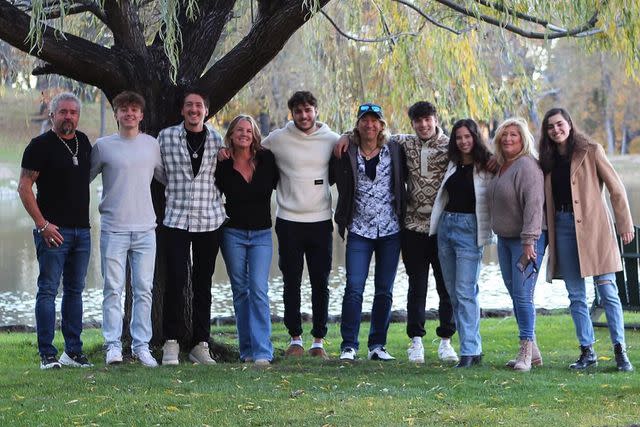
[359,104,382,113]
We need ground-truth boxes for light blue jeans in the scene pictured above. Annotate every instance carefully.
[497,232,547,341]
[100,230,156,353]
[34,227,91,357]
[341,232,401,351]
[221,227,274,361]
[555,211,626,346]
[438,212,484,356]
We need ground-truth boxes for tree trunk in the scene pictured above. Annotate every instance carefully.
[600,53,617,154]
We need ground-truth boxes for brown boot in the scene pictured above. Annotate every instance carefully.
[284,344,304,357]
[513,340,533,372]
[506,340,543,367]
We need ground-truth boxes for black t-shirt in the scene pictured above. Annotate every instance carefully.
[215,150,279,230]
[551,153,572,208]
[444,163,476,213]
[21,130,91,228]
[186,128,206,176]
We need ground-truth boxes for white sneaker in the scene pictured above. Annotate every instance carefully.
[438,339,459,363]
[254,359,271,367]
[134,349,158,368]
[162,340,180,366]
[189,342,216,365]
[368,347,395,361]
[407,338,425,364]
[106,346,123,365]
[340,348,357,361]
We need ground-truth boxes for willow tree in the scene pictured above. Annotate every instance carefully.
[1,0,638,348]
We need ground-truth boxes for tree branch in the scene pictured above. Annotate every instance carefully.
[472,0,566,32]
[11,0,107,22]
[177,0,236,82]
[103,0,147,56]
[391,0,462,34]
[199,0,331,115]
[321,9,424,42]
[433,0,600,39]
[0,0,126,90]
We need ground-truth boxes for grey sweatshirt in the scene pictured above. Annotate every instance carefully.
[90,133,164,232]
[488,155,544,245]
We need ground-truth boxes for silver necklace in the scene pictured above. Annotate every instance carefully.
[187,139,205,159]
[56,133,79,166]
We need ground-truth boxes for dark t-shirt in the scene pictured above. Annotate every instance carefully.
[444,163,476,213]
[186,128,206,176]
[551,153,572,208]
[21,130,92,228]
[215,149,278,230]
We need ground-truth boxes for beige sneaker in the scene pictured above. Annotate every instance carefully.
[189,342,216,365]
[162,340,179,366]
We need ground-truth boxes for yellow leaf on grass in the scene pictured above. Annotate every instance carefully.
[166,405,179,412]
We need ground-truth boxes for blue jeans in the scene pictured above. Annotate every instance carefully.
[33,227,91,357]
[221,227,274,361]
[438,212,483,356]
[100,230,156,353]
[340,232,400,351]
[555,212,626,346]
[497,232,547,341]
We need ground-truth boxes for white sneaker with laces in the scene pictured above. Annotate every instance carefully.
[106,346,123,365]
[368,347,395,361]
[340,348,357,361]
[134,349,158,368]
[162,340,179,366]
[438,339,459,363]
[407,338,425,364]
[189,341,216,365]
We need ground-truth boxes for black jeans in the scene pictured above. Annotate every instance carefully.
[275,218,333,339]
[163,226,220,346]
[401,229,456,339]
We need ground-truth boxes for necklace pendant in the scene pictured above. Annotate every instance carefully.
[192,153,199,159]
[72,156,79,166]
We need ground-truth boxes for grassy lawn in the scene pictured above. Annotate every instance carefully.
[1,316,639,426]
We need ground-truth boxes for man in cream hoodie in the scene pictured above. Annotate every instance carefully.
[262,91,339,359]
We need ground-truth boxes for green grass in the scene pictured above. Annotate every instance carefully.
[1,316,639,426]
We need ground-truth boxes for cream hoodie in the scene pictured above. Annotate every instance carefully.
[262,121,339,222]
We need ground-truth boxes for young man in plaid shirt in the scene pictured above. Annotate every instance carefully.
[158,89,225,365]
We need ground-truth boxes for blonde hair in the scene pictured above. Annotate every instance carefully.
[224,114,263,157]
[493,117,537,165]
[352,116,390,148]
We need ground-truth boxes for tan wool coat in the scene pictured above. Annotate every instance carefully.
[545,135,634,282]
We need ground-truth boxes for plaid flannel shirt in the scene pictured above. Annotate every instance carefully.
[159,122,226,232]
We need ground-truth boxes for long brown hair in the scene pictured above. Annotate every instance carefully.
[538,107,578,174]
[448,119,492,171]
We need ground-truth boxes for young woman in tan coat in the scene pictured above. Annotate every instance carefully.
[539,107,634,372]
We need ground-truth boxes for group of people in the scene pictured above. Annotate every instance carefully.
[18,88,635,373]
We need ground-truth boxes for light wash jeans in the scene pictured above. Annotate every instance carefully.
[100,230,156,353]
[34,227,91,357]
[220,227,274,361]
[438,212,484,356]
[497,232,547,341]
[555,211,626,346]
[340,232,401,351]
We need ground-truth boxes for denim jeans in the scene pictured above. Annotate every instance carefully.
[100,230,156,353]
[401,229,456,339]
[220,227,274,361]
[497,232,547,341]
[340,232,400,351]
[555,211,626,346]
[275,218,333,339]
[33,227,91,357]
[437,212,483,356]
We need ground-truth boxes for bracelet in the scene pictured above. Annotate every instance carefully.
[37,221,49,234]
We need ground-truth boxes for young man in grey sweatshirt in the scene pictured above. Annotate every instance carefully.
[90,91,165,367]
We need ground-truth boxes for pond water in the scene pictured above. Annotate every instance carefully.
[1,164,639,327]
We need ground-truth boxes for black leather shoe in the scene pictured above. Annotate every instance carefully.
[569,345,597,370]
[614,343,634,372]
[455,355,482,368]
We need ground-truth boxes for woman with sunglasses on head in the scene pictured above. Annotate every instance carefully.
[429,119,493,368]
[488,117,546,372]
[215,115,278,366]
[332,103,406,361]
[539,108,634,372]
